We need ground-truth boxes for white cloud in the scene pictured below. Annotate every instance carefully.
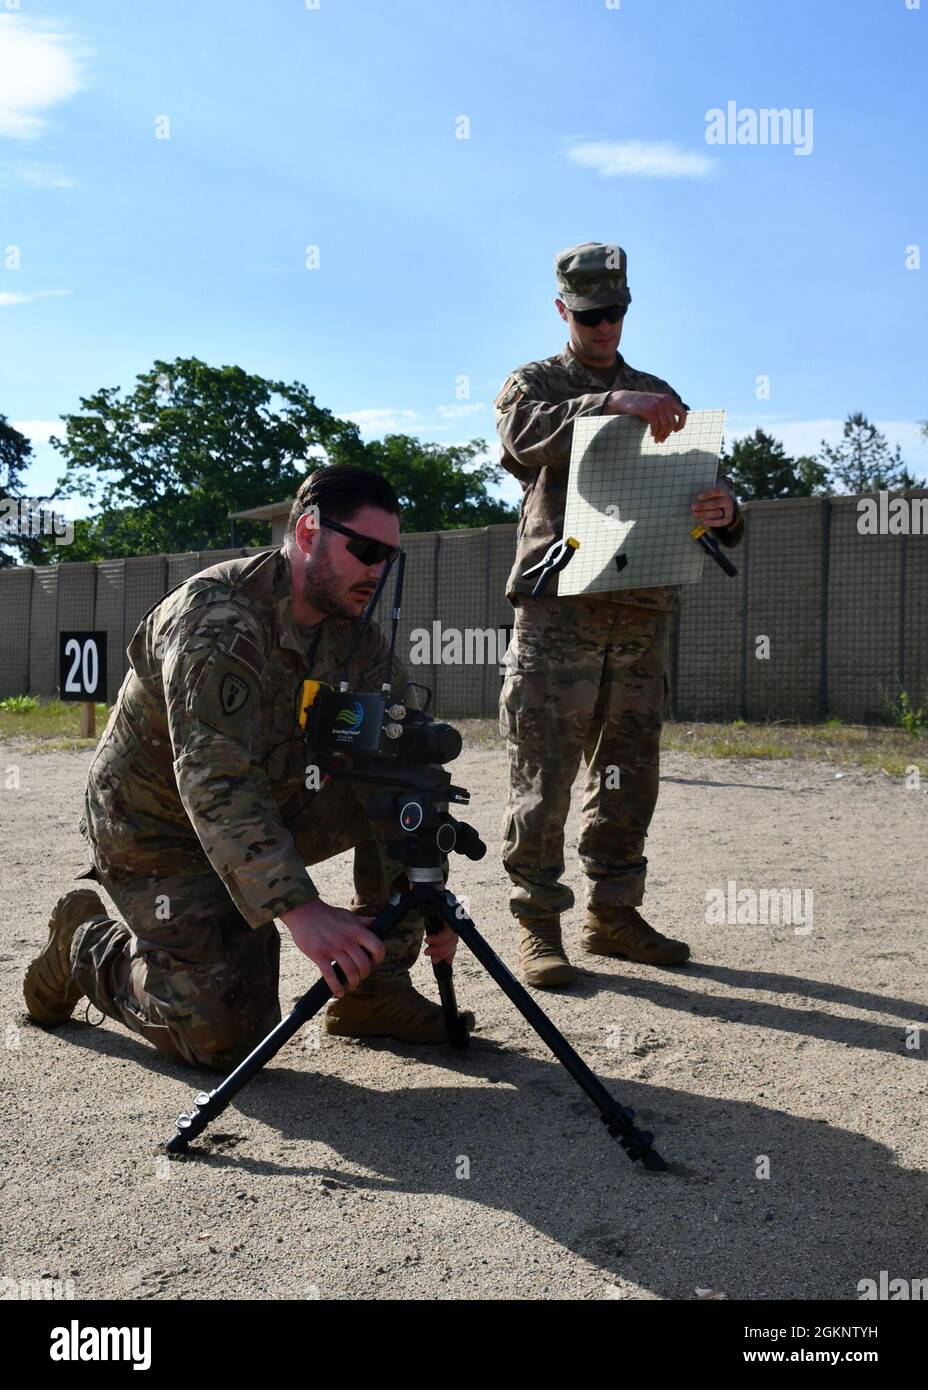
[8,162,76,188]
[0,15,91,141]
[435,402,487,420]
[11,420,65,444]
[567,139,716,180]
[346,408,422,433]
[348,404,490,436]
[0,288,70,307]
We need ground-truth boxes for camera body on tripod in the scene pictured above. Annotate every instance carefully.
[297,678,478,865]
[298,679,462,766]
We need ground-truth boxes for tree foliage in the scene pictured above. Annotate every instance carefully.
[818,412,922,495]
[361,433,518,531]
[723,416,923,501]
[42,357,367,560]
[720,429,828,500]
[0,414,48,568]
[20,357,516,562]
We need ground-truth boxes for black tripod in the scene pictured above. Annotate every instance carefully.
[165,774,667,1172]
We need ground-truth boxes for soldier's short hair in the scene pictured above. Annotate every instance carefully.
[285,464,401,547]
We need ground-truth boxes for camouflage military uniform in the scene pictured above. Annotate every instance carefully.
[497,245,743,926]
[69,547,423,1071]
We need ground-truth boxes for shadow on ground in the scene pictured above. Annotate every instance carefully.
[47,987,926,1302]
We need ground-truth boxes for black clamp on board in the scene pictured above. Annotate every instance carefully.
[522,536,580,599]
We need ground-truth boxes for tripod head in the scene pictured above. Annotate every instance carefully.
[315,751,486,875]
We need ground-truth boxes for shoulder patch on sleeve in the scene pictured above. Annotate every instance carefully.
[494,375,525,412]
[186,647,258,735]
[219,670,251,715]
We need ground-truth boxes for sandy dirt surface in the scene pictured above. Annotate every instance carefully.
[2,740,926,1302]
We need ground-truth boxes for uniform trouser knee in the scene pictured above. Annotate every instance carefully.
[71,902,282,1071]
[73,778,427,1065]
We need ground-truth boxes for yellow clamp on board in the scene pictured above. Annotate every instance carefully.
[298,679,323,729]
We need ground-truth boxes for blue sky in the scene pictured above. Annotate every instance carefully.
[2,0,927,520]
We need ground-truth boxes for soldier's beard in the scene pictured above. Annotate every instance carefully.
[302,543,365,621]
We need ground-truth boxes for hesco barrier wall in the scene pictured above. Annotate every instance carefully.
[2,494,926,723]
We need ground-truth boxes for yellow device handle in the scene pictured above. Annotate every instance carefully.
[298,679,322,729]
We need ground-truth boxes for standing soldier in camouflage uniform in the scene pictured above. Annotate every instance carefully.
[24,465,473,1070]
[496,243,744,988]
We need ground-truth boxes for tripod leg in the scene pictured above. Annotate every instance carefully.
[434,890,667,1172]
[431,960,469,1049]
[419,896,469,1050]
[165,976,330,1154]
[164,891,417,1154]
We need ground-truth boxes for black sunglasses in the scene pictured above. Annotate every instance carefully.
[570,304,627,327]
[319,516,400,566]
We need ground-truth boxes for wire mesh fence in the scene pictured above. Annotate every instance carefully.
[2,495,926,724]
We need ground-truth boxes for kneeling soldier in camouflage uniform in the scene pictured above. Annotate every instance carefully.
[496,243,744,988]
[24,465,473,1069]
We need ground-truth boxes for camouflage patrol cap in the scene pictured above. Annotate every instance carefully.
[554,242,631,311]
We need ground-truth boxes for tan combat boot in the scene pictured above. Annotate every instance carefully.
[325,975,476,1044]
[23,889,107,1026]
[518,917,576,988]
[582,907,689,966]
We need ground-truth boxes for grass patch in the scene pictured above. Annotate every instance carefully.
[456,717,926,776]
[659,720,926,775]
[3,702,925,779]
[0,697,109,750]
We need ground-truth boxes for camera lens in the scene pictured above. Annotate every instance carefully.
[408,721,461,763]
[398,717,462,764]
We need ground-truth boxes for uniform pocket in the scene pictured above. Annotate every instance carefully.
[609,608,661,664]
[499,669,561,748]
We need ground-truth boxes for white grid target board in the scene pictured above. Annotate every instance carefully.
[559,409,726,596]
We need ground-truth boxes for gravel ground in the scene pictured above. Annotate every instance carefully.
[2,742,926,1301]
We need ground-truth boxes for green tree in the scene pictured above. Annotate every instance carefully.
[795,454,831,496]
[818,412,922,495]
[0,414,53,567]
[349,434,518,531]
[720,429,828,500]
[44,357,368,562]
